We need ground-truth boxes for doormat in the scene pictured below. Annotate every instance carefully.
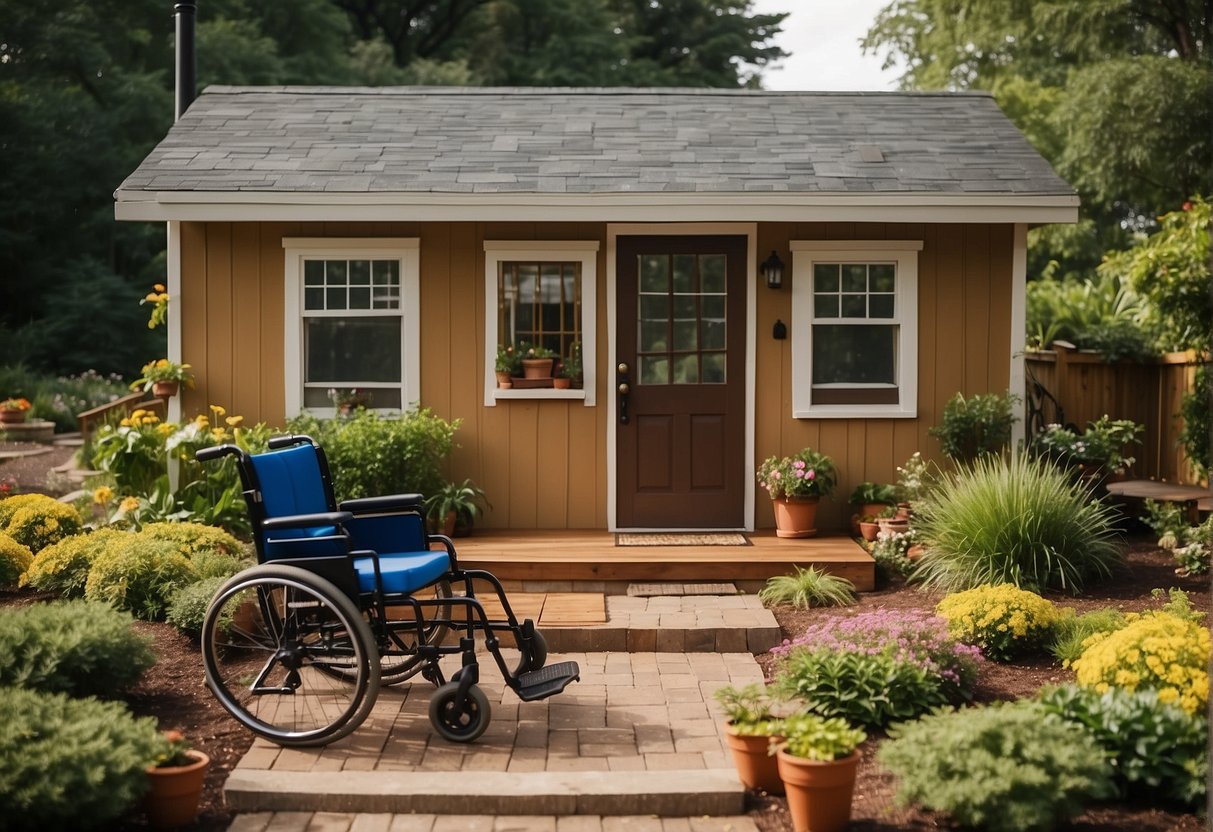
[616,532,750,547]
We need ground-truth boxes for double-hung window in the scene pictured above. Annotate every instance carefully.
[790,241,921,418]
[483,241,598,405]
[283,238,420,416]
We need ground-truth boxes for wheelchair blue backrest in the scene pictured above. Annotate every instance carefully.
[248,443,345,561]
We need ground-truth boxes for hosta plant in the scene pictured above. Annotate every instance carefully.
[911,453,1122,593]
[935,583,1060,661]
[758,565,855,609]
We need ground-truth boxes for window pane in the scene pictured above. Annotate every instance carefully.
[349,287,371,309]
[349,260,370,285]
[326,287,347,310]
[304,287,324,311]
[640,255,668,292]
[840,294,866,318]
[672,354,699,384]
[702,352,726,383]
[700,318,725,350]
[814,295,839,318]
[672,255,696,293]
[672,296,696,319]
[673,320,698,351]
[870,294,895,318]
[701,294,725,321]
[814,264,839,293]
[870,264,895,292]
[304,386,401,410]
[326,261,346,285]
[841,264,867,293]
[305,317,401,383]
[640,320,668,352]
[812,325,896,385]
[304,261,324,286]
[373,260,399,286]
[640,355,668,385]
[640,295,669,321]
[700,255,725,293]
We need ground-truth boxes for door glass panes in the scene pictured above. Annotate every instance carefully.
[636,253,727,385]
[498,261,582,362]
[304,260,399,311]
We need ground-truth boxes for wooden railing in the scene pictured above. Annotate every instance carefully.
[1025,344,1208,485]
[77,391,167,442]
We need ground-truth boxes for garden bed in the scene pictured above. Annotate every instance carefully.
[752,539,1208,831]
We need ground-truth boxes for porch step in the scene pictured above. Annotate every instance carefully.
[627,582,737,596]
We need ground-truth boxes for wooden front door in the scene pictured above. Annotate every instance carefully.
[616,236,747,528]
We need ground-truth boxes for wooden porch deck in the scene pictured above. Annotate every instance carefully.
[452,529,875,591]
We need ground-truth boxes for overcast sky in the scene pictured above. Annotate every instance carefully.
[749,0,904,91]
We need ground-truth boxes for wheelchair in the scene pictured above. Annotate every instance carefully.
[195,434,580,748]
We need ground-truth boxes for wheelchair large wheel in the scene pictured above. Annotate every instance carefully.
[429,680,491,743]
[202,564,381,747]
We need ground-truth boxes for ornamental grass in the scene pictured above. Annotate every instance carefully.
[911,453,1123,594]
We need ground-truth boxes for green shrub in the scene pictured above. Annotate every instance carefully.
[138,520,244,559]
[1037,684,1208,807]
[758,565,855,609]
[1049,607,1126,665]
[0,494,83,553]
[911,453,1123,593]
[20,528,125,597]
[189,550,251,579]
[167,576,229,637]
[84,536,198,620]
[878,702,1114,832]
[288,406,459,500]
[0,600,155,696]
[935,584,1060,661]
[0,532,33,587]
[928,391,1018,463]
[0,686,162,831]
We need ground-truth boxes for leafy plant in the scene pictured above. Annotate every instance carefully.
[847,481,896,505]
[0,533,33,588]
[129,358,193,392]
[758,565,855,609]
[935,584,1060,662]
[878,702,1114,832]
[425,478,490,532]
[755,447,837,499]
[870,528,915,579]
[929,392,1018,463]
[1048,607,1126,666]
[712,683,783,736]
[771,609,982,728]
[1037,684,1208,807]
[1142,498,1189,541]
[1178,365,1209,478]
[167,576,230,638]
[0,686,163,831]
[494,343,520,374]
[910,453,1123,593]
[20,529,126,597]
[83,536,199,620]
[1152,511,1213,577]
[778,713,865,762]
[894,451,934,503]
[0,494,84,554]
[559,341,583,381]
[1029,415,1144,474]
[1071,609,1210,714]
[0,600,155,696]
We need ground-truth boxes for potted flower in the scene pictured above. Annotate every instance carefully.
[144,729,210,830]
[425,478,490,536]
[875,504,909,535]
[518,342,557,379]
[558,341,584,389]
[756,447,837,538]
[328,387,370,416]
[775,713,866,832]
[848,481,896,534]
[857,514,880,543]
[713,683,785,794]
[131,359,194,399]
[0,397,32,425]
[495,344,519,388]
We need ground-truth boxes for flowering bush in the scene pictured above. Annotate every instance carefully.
[83,535,198,620]
[0,533,33,588]
[870,528,915,578]
[1071,609,1210,715]
[895,451,934,503]
[771,609,983,727]
[0,494,84,554]
[1030,415,1143,474]
[1,397,31,412]
[936,584,1060,661]
[756,447,837,499]
[21,529,127,597]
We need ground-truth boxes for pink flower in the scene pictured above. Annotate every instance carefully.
[771,471,780,479]
[806,469,816,480]
[792,460,806,469]
[795,469,805,478]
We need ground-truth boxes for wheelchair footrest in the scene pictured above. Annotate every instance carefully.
[515,660,580,702]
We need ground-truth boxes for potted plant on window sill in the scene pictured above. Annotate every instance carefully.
[425,478,490,537]
[519,343,557,379]
[144,730,210,830]
[775,713,866,832]
[328,387,370,416]
[757,447,837,538]
[495,344,519,388]
[131,359,194,399]
[713,683,786,794]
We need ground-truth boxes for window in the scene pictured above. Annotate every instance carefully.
[283,238,420,416]
[790,241,921,418]
[483,242,598,405]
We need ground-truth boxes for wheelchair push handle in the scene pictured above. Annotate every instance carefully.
[195,444,242,463]
[268,433,318,450]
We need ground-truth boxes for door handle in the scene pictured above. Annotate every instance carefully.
[617,362,630,424]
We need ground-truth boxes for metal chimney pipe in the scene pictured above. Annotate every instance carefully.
[174,1,197,121]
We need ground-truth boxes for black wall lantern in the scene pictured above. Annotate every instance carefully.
[761,250,784,289]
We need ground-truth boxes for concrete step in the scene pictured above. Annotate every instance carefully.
[228,812,760,832]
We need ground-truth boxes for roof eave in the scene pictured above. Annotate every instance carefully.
[113,190,1080,225]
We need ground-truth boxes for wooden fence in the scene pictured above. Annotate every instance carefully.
[1025,346,1208,485]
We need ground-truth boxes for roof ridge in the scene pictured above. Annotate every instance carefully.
[199,85,994,99]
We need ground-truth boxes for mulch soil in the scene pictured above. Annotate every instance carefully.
[2,442,1208,829]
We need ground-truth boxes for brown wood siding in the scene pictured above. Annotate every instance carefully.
[180,220,1014,531]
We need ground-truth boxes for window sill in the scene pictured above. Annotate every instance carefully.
[492,388,587,402]
[793,405,917,419]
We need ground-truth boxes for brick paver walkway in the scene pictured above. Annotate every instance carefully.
[230,812,760,831]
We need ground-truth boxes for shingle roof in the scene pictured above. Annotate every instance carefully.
[116,87,1073,197]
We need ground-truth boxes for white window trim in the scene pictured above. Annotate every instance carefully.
[483,240,599,406]
[282,237,421,418]
[790,240,922,419]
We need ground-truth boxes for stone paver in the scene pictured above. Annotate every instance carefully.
[236,815,759,832]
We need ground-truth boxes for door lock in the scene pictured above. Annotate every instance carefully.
[617,362,631,424]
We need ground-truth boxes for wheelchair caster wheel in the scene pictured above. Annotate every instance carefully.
[429,681,491,743]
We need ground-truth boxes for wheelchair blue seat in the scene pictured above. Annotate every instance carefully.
[352,550,449,594]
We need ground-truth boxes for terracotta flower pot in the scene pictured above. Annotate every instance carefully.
[152,380,179,399]
[553,376,572,389]
[521,358,554,379]
[877,517,909,535]
[495,371,513,387]
[858,521,879,542]
[776,748,860,832]
[772,496,819,538]
[144,749,210,830]
[0,409,27,424]
[723,723,784,794]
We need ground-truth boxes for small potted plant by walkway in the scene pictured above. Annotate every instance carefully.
[775,713,866,832]
[713,683,786,794]
[756,447,837,538]
[144,729,210,830]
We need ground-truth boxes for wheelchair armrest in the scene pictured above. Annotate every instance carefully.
[339,494,424,514]
[261,511,354,531]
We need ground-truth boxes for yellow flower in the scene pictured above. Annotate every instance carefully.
[225,415,243,427]
[209,404,226,418]
[119,497,140,513]
[131,409,146,419]
[154,283,166,292]
[92,486,114,505]
[119,418,132,427]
